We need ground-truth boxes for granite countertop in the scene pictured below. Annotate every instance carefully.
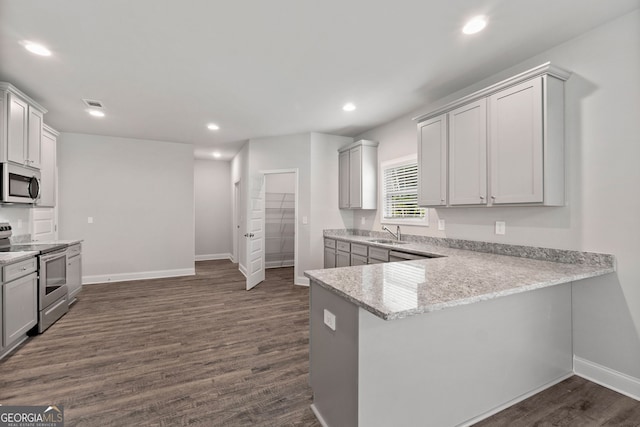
[305,232,615,320]
[0,251,39,265]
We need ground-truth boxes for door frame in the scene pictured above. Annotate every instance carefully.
[255,169,299,286]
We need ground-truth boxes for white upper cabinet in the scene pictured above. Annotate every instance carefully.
[414,63,569,208]
[1,83,47,170]
[7,93,28,165]
[37,124,58,207]
[338,140,378,210]
[417,114,447,206]
[448,99,487,206]
[338,150,350,209]
[27,107,43,169]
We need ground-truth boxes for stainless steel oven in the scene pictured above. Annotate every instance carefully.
[38,248,68,332]
[1,163,41,204]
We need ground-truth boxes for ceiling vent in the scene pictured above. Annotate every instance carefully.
[82,98,104,109]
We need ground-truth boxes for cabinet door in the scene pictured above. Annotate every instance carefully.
[338,150,350,209]
[3,272,37,347]
[350,254,367,266]
[324,248,336,269]
[348,146,362,209]
[7,94,28,165]
[417,114,447,206]
[449,99,487,205]
[336,251,350,268]
[27,107,43,169]
[489,77,543,204]
[37,130,56,207]
[67,255,82,299]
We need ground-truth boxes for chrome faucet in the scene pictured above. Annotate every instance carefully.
[382,225,401,241]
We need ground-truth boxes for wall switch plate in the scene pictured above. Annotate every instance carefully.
[323,309,336,331]
[88,217,94,224]
[302,216,308,225]
[495,221,506,235]
[438,219,445,231]
[361,216,366,225]
[17,219,22,229]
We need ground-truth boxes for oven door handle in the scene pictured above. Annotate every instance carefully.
[40,250,67,262]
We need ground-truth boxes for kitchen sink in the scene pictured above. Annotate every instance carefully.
[367,239,409,245]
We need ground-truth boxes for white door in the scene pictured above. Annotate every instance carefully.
[245,174,265,290]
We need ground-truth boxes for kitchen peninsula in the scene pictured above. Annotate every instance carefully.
[305,232,615,427]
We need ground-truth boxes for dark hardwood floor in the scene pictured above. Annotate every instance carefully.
[1,260,638,426]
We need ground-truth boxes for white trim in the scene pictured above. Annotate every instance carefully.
[266,260,294,269]
[574,356,640,402]
[238,263,248,278]
[457,372,574,427]
[83,268,195,284]
[310,404,330,427]
[195,253,232,261]
[295,276,309,287]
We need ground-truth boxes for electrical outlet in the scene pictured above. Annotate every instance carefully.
[495,221,506,235]
[323,309,336,331]
[302,216,308,225]
[438,219,445,231]
[88,217,94,224]
[361,216,366,225]
[17,219,22,229]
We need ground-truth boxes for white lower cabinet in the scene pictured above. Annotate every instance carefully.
[67,248,82,299]
[3,271,37,348]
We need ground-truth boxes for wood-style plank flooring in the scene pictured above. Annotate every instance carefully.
[1,260,638,426]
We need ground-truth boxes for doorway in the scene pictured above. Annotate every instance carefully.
[264,173,296,269]
[244,169,298,290]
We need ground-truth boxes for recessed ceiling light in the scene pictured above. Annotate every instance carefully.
[24,42,52,56]
[462,16,488,35]
[343,103,356,112]
[212,152,221,158]
[207,123,220,130]
[88,109,105,117]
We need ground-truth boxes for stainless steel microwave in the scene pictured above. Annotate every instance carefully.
[1,163,41,203]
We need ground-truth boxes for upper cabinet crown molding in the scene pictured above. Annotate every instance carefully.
[412,62,570,123]
[0,82,47,114]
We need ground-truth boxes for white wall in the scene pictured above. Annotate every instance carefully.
[58,133,195,283]
[0,207,32,238]
[194,159,232,260]
[309,132,354,269]
[355,10,640,387]
[231,132,353,283]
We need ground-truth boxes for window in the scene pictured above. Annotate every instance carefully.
[381,156,427,225]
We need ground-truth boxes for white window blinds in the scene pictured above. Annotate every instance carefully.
[382,162,426,221]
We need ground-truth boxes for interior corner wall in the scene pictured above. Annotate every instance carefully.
[354,9,640,385]
[57,132,195,283]
[194,159,232,260]
[309,132,354,270]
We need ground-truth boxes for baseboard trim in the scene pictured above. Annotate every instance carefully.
[457,372,574,427]
[238,264,248,278]
[310,404,329,427]
[295,276,309,287]
[84,268,196,285]
[574,356,640,401]
[195,253,232,261]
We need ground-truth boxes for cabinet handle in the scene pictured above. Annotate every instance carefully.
[480,196,485,200]
[491,196,496,200]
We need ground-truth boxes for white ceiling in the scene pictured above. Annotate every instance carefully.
[1,1,638,160]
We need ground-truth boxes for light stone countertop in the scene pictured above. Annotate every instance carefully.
[0,251,39,265]
[305,233,615,320]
